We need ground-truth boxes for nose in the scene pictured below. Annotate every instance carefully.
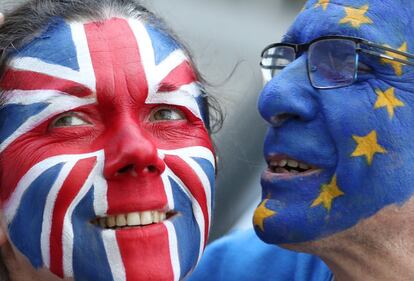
[258,55,318,127]
[103,118,165,179]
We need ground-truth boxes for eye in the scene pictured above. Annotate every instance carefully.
[149,107,186,122]
[357,61,373,74]
[51,113,90,128]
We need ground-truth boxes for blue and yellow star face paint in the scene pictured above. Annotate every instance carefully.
[255,0,414,244]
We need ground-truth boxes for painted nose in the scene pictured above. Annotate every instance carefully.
[104,118,165,179]
[258,55,318,127]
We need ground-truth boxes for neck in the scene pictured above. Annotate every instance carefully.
[1,241,73,281]
[285,197,414,281]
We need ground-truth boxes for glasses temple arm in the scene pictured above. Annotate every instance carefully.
[363,41,414,60]
[359,48,414,66]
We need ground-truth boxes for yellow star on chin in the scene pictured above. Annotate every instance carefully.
[381,42,408,76]
[374,87,405,118]
[314,0,329,11]
[351,130,386,165]
[339,4,373,28]
[311,175,344,212]
[253,199,277,232]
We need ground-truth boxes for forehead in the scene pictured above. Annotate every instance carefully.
[285,0,413,46]
[1,16,208,124]
[6,16,186,95]
[15,16,181,68]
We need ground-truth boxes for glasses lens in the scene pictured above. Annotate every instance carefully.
[261,45,296,82]
[308,38,357,88]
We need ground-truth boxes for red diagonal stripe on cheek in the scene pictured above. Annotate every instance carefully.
[49,157,96,277]
[164,155,209,246]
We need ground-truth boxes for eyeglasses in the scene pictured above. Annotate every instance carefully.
[260,35,414,89]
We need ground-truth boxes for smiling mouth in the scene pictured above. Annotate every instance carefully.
[91,210,177,230]
[267,156,320,175]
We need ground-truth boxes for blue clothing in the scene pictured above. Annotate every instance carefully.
[189,230,332,281]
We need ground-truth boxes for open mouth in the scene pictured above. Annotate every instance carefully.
[91,210,177,230]
[267,155,320,175]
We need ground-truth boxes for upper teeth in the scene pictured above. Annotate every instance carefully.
[93,211,169,229]
[270,159,310,170]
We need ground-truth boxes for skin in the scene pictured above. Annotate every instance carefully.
[0,16,215,281]
[255,0,414,280]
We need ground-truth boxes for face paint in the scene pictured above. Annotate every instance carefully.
[255,0,414,244]
[0,17,215,281]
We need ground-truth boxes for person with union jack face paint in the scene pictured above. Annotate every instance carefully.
[0,0,221,280]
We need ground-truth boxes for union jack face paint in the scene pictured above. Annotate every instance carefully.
[0,17,215,281]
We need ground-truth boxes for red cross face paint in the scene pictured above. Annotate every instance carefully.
[0,17,215,281]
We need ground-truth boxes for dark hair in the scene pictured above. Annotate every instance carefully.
[0,0,223,133]
[0,0,222,279]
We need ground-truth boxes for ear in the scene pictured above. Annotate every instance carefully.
[0,229,7,246]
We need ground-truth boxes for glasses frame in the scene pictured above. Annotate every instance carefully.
[260,35,414,89]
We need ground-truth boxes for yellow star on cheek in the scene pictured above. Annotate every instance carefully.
[314,0,329,11]
[374,87,405,118]
[351,130,387,165]
[381,42,408,76]
[339,4,373,28]
[253,199,277,232]
[311,175,344,212]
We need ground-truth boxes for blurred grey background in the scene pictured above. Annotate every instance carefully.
[0,0,305,242]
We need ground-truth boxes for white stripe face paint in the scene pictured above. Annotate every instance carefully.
[164,220,180,281]
[62,152,103,277]
[102,230,127,281]
[41,160,77,268]
[4,152,102,224]
[0,90,95,153]
[9,22,96,92]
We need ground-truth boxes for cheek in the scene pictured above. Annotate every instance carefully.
[0,124,102,204]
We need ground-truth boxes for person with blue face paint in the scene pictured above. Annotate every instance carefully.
[190,0,414,280]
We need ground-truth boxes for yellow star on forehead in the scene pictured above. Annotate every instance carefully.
[339,4,373,28]
[253,199,277,232]
[374,87,405,119]
[311,175,344,212]
[314,0,329,11]
[351,130,386,165]
[381,42,408,76]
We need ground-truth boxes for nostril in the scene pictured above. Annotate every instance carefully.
[145,165,158,174]
[117,164,134,174]
[271,113,298,127]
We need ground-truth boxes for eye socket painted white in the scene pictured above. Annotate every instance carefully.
[51,112,91,128]
[149,106,186,122]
